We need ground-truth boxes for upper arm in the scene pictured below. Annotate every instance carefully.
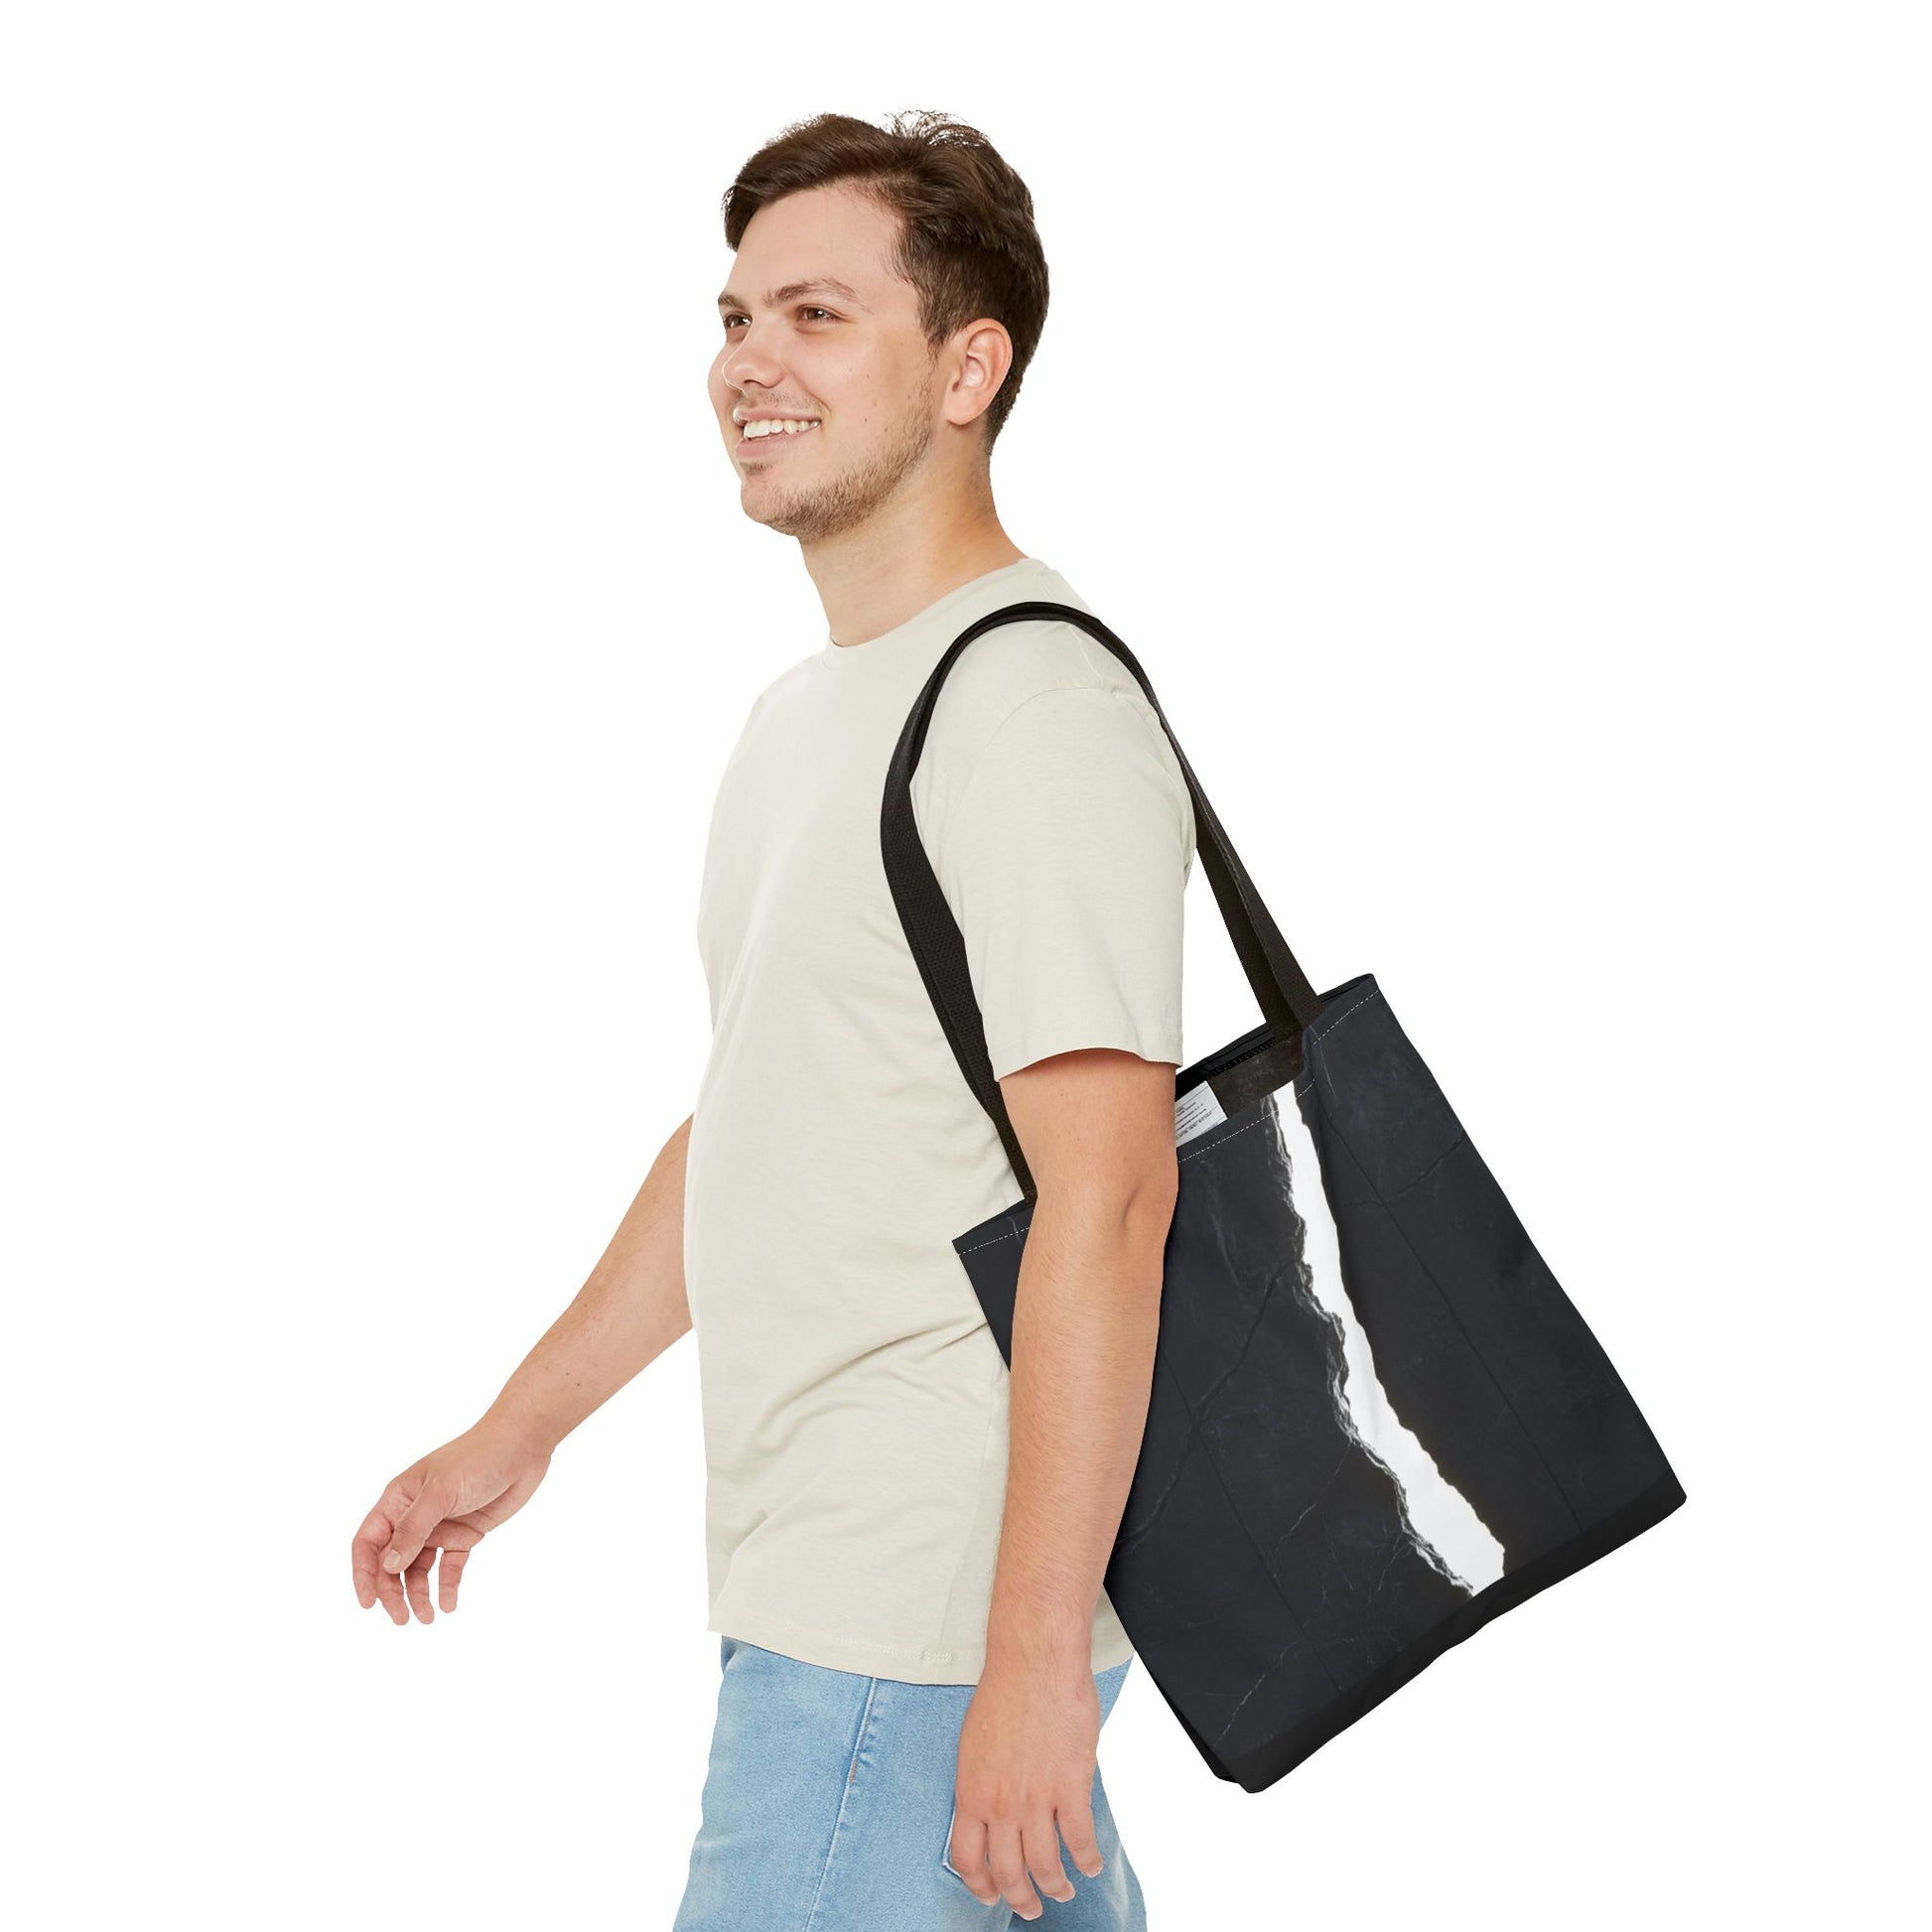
[997,1046,1181,1213]
[931,683,1194,1088]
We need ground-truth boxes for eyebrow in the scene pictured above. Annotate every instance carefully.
[716,277,866,314]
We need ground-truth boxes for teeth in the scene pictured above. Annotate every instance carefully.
[743,418,820,438]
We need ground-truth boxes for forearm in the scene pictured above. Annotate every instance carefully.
[481,1113,694,1456]
[983,1182,1173,1671]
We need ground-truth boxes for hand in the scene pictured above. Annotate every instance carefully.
[947,1654,1106,1922]
[349,1419,552,1624]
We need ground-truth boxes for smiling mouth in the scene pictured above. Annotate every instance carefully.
[736,420,821,458]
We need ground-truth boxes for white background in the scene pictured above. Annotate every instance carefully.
[4,3,1923,1925]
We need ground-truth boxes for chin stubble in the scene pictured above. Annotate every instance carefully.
[747,404,937,542]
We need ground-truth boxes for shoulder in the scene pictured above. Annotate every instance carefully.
[925,588,1163,777]
[723,653,817,744]
[914,645,1193,868]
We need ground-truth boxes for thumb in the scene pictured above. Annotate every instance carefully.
[380,1481,452,1575]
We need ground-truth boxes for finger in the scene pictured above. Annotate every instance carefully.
[379,1480,454,1581]
[354,1465,434,1612]
[1057,1795,1105,1880]
[950,1841,997,1906]
[425,1521,483,1614]
[353,1497,413,1623]
[987,1821,1041,1922]
[438,1543,471,1612]
[1023,1814,1076,1904]
[350,1499,402,1609]
[373,1547,410,1624]
[403,1545,438,1623]
[947,1814,1000,1906]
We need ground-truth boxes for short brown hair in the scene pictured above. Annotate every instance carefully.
[721,110,1049,453]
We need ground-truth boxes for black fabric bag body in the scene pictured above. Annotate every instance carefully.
[880,601,1688,1795]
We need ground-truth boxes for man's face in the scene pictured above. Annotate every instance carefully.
[709,183,953,542]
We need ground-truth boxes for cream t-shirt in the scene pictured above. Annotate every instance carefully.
[683,555,1196,1684]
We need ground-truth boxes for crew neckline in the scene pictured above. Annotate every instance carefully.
[815,556,1053,667]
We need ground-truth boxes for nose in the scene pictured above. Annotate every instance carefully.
[720,321,784,395]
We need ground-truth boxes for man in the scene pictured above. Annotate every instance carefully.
[350,109,1194,1929]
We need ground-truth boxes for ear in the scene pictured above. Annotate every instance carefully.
[943,318,1014,433]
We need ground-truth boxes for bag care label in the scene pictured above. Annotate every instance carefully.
[1173,1081,1227,1146]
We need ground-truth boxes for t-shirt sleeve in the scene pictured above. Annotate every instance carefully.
[933,684,1194,1084]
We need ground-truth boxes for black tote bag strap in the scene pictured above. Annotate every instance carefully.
[880,599,1324,1200]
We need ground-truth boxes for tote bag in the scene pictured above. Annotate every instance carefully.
[880,601,1688,1795]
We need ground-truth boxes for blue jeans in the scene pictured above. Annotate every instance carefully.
[672,1635,1148,1930]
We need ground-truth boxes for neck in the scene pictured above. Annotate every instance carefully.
[808,490,1027,648]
